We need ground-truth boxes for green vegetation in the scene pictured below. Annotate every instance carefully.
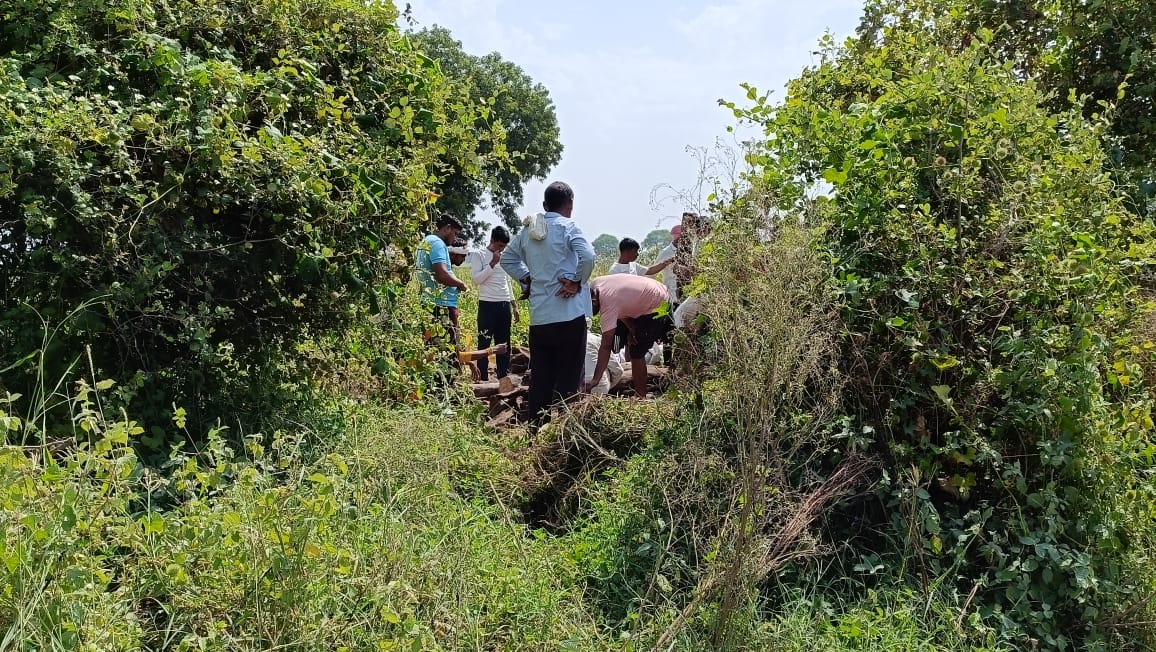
[641,228,673,252]
[411,27,562,238]
[721,1,1156,647]
[1,0,1155,650]
[0,390,608,650]
[0,0,499,439]
[946,0,1156,215]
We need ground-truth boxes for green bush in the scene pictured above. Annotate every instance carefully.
[0,0,491,430]
[0,388,606,650]
[727,3,1156,647]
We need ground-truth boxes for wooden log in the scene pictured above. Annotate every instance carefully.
[473,374,524,399]
[609,365,671,395]
[488,396,506,419]
[646,365,670,378]
[488,385,528,418]
[509,348,530,375]
[473,381,502,399]
[487,409,518,429]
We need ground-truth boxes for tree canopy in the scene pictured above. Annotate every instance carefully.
[0,0,495,428]
[641,228,672,251]
[413,27,562,239]
[592,234,620,259]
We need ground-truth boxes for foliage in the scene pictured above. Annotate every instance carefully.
[0,387,607,650]
[642,228,673,251]
[756,587,1005,651]
[0,0,492,431]
[294,278,474,405]
[860,0,1156,214]
[565,217,878,648]
[412,27,562,238]
[592,233,620,259]
[728,4,1156,647]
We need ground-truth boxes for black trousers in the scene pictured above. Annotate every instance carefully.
[526,316,587,424]
[476,300,512,380]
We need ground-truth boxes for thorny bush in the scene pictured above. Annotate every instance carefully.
[727,3,1156,648]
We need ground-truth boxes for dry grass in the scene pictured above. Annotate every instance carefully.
[650,194,877,649]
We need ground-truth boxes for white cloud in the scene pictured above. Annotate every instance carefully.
[405,0,862,237]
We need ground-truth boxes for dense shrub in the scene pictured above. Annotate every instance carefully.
[0,0,491,430]
[0,389,603,650]
[564,216,868,648]
[727,4,1156,647]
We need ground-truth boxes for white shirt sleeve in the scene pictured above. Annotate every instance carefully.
[471,250,500,284]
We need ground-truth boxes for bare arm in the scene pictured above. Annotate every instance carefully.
[585,330,616,391]
[643,258,673,276]
[458,343,508,362]
[433,263,468,292]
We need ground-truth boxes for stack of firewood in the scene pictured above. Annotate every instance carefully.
[470,347,671,429]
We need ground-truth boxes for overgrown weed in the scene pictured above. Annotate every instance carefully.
[0,383,607,650]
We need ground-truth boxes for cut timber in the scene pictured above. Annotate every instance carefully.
[472,382,502,399]
[609,365,670,395]
[471,374,523,399]
[487,409,518,429]
[488,386,528,419]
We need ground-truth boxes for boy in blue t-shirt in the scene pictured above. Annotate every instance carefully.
[415,214,469,352]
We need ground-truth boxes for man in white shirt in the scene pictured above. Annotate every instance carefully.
[607,238,649,276]
[609,237,674,278]
[466,225,516,381]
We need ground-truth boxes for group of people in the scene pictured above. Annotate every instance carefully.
[414,180,708,425]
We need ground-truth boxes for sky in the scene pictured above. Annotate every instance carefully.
[407,0,865,240]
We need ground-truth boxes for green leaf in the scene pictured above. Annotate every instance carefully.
[931,385,952,405]
[822,167,849,185]
[930,355,960,371]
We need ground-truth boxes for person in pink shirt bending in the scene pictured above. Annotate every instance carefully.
[584,274,673,398]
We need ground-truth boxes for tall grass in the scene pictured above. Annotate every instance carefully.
[0,379,608,650]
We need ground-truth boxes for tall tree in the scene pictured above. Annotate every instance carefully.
[414,27,563,239]
[592,234,620,259]
[642,228,673,251]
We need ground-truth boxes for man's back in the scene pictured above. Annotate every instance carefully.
[501,213,594,326]
[591,274,670,332]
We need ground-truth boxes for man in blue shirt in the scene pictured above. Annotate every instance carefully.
[501,181,595,424]
[416,214,469,355]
